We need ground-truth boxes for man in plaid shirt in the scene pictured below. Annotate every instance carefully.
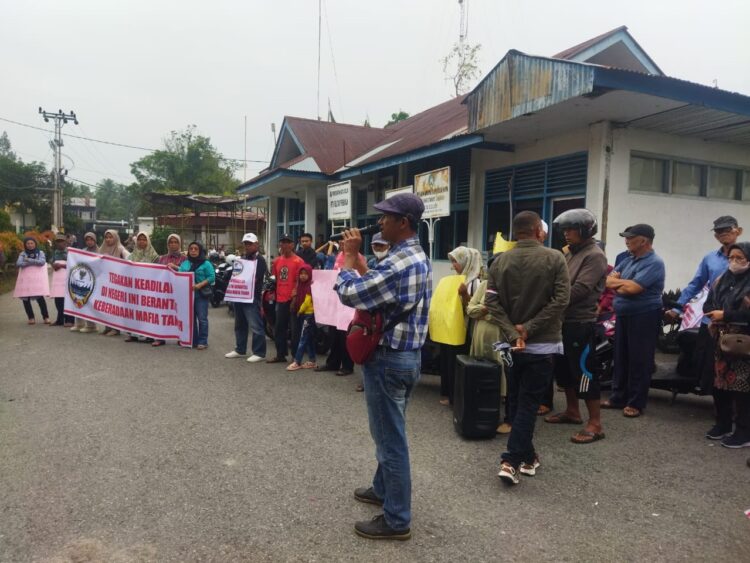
[335,193,431,541]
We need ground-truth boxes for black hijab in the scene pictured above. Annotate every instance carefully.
[23,237,39,259]
[187,241,207,271]
[711,242,750,312]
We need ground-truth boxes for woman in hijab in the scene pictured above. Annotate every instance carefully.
[438,246,485,406]
[99,229,130,260]
[128,232,159,264]
[71,232,100,334]
[704,242,750,450]
[179,241,215,349]
[16,237,50,325]
[151,234,187,347]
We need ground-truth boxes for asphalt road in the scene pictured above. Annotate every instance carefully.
[1,292,748,562]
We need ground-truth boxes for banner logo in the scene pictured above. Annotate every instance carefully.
[232,260,244,277]
[68,263,96,308]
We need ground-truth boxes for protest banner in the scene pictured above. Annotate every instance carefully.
[428,274,466,345]
[63,248,194,345]
[50,262,68,298]
[224,259,258,303]
[311,270,355,331]
[13,265,50,298]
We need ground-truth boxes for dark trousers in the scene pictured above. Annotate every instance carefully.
[501,353,554,468]
[714,389,750,439]
[274,301,291,359]
[695,324,716,393]
[54,297,74,325]
[610,309,661,410]
[22,297,48,320]
[325,329,353,371]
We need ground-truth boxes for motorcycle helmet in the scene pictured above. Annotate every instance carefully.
[225,253,237,265]
[552,208,598,239]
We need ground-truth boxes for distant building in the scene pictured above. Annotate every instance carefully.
[66,197,97,222]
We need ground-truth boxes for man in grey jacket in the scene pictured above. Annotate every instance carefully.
[486,211,570,485]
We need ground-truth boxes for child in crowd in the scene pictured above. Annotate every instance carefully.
[16,237,50,325]
[51,233,74,327]
[287,264,317,371]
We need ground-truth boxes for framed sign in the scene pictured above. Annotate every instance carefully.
[327,181,352,221]
[414,166,450,219]
[384,185,413,199]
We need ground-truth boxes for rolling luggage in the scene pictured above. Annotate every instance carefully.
[453,355,501,439]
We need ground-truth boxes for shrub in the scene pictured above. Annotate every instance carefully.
[0,231,23,264]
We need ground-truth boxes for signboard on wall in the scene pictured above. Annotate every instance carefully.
[414,166,450,219]
[327,181,352,221]
[385,185,413,199]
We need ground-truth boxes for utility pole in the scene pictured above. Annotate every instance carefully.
[38,107,78,233]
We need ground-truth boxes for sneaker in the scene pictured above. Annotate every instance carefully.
[69,326,80,332]
[498,461,519,485]
[496,423,512,435]
[519,456,541,477]
[720,434,750,449]
[247,355,265,363]
[79,327,95,333]
[354,514,411,541]
[354,486,383,506]
[225,351,245,359]
[706,425,732,440]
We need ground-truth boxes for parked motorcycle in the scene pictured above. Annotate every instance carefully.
[210,255,235,308]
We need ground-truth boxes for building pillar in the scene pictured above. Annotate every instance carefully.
[304,187,318,240]
[266,197,279,256]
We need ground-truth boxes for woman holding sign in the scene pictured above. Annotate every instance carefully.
[179,241,215,349]
[124,232,160,343]
[99,229,129,336]
[151,234,187,347]
[15,237,50,325]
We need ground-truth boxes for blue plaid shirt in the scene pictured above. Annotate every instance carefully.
[335,235,431,351]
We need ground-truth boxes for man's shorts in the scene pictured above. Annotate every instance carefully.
[554,321,601,400]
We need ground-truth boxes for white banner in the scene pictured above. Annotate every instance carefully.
[414,166,451,219]
[63,248,194,345]
[327,180,352,221]
[224,259,258,303]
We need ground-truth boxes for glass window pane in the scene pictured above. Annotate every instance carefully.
[709,167,739,200]
[672,162,703,196]
[629,156,665,192]
[743,172,750,201]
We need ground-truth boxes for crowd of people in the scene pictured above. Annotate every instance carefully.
[10,200,750,541]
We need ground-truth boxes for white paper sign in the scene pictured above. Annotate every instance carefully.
[224,259,258,304]
[64,248,194,345]
[327,181,352,221]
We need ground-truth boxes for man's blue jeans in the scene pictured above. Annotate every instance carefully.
[192,293,209,346]
[234,301,266,357]
[501,353,553,468]
[363,347,421,531]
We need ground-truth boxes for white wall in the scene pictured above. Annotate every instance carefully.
[604,127,750,290]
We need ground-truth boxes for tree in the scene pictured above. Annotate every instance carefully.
[385,111,410,127]
[94,179,133,221]
[130,126,239,196]
[441,42,482,96]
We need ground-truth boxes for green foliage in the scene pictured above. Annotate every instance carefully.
[385,111,410,127]
[149,226,172,255]
[94,178,136,222]
[441,42,482,96]
[0,209,13,232]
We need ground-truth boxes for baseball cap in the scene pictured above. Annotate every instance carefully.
[619,224,655,240]
[712,215,738,231]
[279,233,293,242]
[242,232,258,243]
[373,193,425,223]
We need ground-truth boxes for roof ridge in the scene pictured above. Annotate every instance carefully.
[285,115,386,131]
[552,25,628,59]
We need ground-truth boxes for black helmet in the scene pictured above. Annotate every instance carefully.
[553,208,598,239]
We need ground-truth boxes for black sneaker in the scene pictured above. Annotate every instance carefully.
[705,425,732,440]
[354,486,383,506]
[720,433,750,449]
[354,514,411,541]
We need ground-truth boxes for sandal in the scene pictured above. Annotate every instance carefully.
[537,405,552,416]
[571,430,606,444]
[545,412,583,425]
[355,384,364,392]
[301,361,317,369]
[43,318,51,325]
[623,406,641,418]
[287,362,303,371]
[28,319,36,325]
[266,357,287,364]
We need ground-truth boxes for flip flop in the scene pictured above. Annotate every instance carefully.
[545,412,583,425]
[623,407,641,418]
[571,430,606,444]
[537,405,552,416]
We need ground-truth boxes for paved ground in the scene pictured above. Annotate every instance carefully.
[1,291,749,563]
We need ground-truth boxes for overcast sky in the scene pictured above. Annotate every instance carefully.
[2,0,749,189]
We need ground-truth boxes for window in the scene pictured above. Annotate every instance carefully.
[743,172,750,202]
[672,162,703,197]
[708,167,740,200]
[630,156,666,193]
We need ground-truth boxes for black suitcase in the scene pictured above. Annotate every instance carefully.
[453,355,501,439]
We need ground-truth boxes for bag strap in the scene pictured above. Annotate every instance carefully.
[382,290,425,333]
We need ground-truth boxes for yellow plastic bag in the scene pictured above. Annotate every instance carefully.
[428,274,466,345]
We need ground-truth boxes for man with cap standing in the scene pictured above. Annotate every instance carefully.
[665,216,743,402]
[604,224,665,417]
[335,193,431,541]
[225,233,268,363]
[267,233,304,363]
